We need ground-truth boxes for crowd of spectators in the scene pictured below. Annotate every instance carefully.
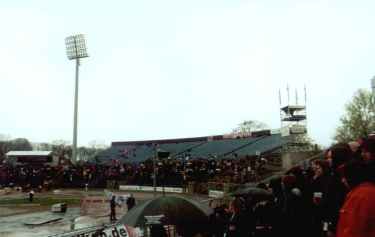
[2,136,374,237]
[0,154,272,192]
[206,136,375,237]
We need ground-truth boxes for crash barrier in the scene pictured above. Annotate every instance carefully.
[46,223,140,237]
[208,190,225,198]
[119,185,183,193]
[81,191,131,216]
[117,182,238,198]
[0,187,12,195]
[106,180,120,189]
[207,182,240,194]
[185,181,241,195]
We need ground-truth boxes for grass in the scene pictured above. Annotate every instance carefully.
[0,197,81,206]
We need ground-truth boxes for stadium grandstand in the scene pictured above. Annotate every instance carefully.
[94,130,291,165]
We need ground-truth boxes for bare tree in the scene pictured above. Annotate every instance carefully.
[231,120,269,137]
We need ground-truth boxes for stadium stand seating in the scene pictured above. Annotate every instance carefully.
[95,133,287,164]
[188,137,258,158]
[233,134,285,156]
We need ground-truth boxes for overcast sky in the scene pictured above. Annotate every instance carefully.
[0,0,374,147]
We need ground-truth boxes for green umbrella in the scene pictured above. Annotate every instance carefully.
[117,196,212,236]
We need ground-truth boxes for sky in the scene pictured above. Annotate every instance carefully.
[0,0,374,147]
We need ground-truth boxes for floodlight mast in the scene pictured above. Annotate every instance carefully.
[65,34,88,163]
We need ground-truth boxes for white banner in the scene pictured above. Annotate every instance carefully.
[119,186,183,193]
[119,186,142,191]
[57,224,135,237]
[162,187,183,193]
[208,190,224,198]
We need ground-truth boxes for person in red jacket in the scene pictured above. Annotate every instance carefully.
[337,160,375,237]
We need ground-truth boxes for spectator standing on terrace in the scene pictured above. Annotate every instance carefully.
[323,143,353,236]
[281,175,307,237]
[225,199,247,237]
[348,141,362,161]
[208,204,229,237]
[150,224,167,237]
[337,160,375,237]
[309,160,330,237]
[360,137,375,162]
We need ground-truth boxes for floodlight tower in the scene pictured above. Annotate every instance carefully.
[65,34,89,163]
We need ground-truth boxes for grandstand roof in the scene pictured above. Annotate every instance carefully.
[111,135,223,146]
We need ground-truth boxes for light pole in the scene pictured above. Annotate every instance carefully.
[65,34,89,163]
[153,147,157,197]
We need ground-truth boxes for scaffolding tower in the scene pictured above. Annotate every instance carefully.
[279,86,309,151]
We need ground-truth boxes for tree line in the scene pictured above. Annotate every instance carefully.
[0,137,107,163]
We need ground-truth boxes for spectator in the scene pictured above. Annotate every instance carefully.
[208,205,229,237]
[323,143,353,236]
[28,189,34,203]
[360,137,375,161]
[126,193,136,211]
[281,175,307,237]
[225,199,247,237]
[309,160,330,237]
[149,224,167,237]
[110,195,117,221]
[337,160,375,237]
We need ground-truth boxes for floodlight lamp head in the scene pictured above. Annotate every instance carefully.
[65,34,89,60]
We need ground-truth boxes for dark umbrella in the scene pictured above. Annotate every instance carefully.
[117,196,212,236]
[235,182,257,190]
[231,187,272,201]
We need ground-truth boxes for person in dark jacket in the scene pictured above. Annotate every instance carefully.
[150,224,167,237]
[126,193,136,211]
[282,175,307,237]
[268,177,284,235]
[309,160,330,237]
[110,195,117,221]
[323,143,353,236]
[28,189,34,203]
[208,205,229,237]
[225,199,247,237]
[360,137,375,162]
